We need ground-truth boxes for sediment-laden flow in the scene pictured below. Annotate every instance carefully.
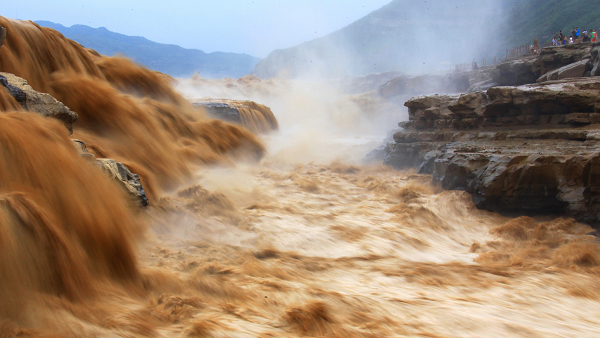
[0,17,265,195]
[1,17,600,337]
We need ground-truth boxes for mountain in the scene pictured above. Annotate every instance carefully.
[36,21,261,78]
[253,0,506,79]
[252,0,600,79]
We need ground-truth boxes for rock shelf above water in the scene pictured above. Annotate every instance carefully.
[384,77,600,223]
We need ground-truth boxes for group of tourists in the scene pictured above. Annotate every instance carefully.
[552,27,597,45]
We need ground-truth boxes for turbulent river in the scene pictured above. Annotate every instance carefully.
[1,17,600,337]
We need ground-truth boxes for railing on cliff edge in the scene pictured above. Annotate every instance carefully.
[452,33,600,74]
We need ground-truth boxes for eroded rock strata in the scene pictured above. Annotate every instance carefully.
[384,77,600,223]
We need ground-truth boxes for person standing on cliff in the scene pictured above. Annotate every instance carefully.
[592,29,597,43]
[0,25,6,48]
[583,31,590,42]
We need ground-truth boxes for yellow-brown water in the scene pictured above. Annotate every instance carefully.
[1,17,600,337]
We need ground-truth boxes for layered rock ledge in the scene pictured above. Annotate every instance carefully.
[384,77,600,223]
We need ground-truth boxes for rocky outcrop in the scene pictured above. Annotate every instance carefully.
[195,102,243,124]
[384,77,600,223]
[73,140,149,207]
[0,72,78,133]
[490,56,540,86]
[537,59,590,82]
[193,99,278,134]
[492,43,594,86]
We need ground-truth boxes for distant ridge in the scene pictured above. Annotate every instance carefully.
[36,21,261,79]
[252,0,506,79]
[252,0,600,79]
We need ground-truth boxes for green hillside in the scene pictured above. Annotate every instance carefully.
[253,0,600,79]
[36,21,260,79]
[503,0,600,46]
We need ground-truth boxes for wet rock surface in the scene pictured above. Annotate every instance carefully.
[193,99,278,134]
[73,140,149,207]
[194,102,242,124]
[384,77,600,223]
[0,72,78,133]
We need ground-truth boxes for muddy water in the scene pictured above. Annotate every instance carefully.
[134,160,600,338]
[2,17,600,337]
[14,158,596,337]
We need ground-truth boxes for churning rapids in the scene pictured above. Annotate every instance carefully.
[1,17,600,338]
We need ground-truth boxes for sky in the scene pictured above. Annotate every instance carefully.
[3,0,391,58]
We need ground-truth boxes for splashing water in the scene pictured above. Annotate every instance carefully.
[1,17,600,337]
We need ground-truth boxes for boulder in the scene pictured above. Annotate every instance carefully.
[72,140,149,207]
[0,72,78,134]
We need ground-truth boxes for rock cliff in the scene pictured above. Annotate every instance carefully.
[384,77,600,223]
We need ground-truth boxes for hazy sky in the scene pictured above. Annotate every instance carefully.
[3,0,391,57]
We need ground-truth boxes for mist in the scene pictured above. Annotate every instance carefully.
[253,0,508,79]
[176,76,406,165]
